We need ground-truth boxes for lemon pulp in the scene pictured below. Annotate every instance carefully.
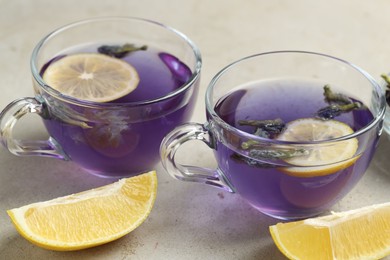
[42,53,139,102]
[7,171,157,251]
[276,118,358,177]
[269,202,390,260]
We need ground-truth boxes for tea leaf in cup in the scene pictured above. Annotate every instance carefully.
[98,43,147,58]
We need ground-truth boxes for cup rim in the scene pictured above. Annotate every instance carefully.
[30,16,202,108]
[206,50,386,145]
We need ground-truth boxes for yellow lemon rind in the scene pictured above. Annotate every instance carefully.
[279,155,360,178]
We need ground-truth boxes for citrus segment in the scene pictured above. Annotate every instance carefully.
[269,202,390,260]
[276,118,358,177]
[43,53,139,102]
[7,171,157,251]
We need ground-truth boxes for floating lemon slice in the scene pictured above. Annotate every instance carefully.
[43,53,139,102]
[269,202,390,260]
[276,118,358,177]
[7,171,157,251]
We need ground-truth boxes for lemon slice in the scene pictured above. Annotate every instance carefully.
[7,171,157,251]
[269,202,390,260]
[42,53,139,102]
[276,118,358,177]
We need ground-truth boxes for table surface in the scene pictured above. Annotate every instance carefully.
[1,0,390,259]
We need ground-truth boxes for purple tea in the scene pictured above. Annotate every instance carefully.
[213,79,377,219]
[39,43,197,177]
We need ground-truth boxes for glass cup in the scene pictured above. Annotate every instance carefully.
[160,51,385,220]
[379,75,390,137]
[0,17,201,178]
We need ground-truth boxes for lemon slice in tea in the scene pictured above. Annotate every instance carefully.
[7,171,157,251]
[42,53,139,102]
[269,202,390,260]
[276,118,358,177]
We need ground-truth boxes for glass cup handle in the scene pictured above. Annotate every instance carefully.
[160,122,234,193]
[0,97,68,159]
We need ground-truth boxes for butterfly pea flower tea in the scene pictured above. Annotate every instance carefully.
[160,51,385,220]
[0,17,201,178]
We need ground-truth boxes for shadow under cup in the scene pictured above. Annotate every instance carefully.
[0,17,201,178]
[160,51,386,220]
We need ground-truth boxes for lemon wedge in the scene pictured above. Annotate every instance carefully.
[42,53,139,102]
[7,171,157,251]
[276,118,358,177]
[269,202,390,260]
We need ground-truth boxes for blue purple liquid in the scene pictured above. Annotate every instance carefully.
[40,43,197,177]
[214,80,378,219]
